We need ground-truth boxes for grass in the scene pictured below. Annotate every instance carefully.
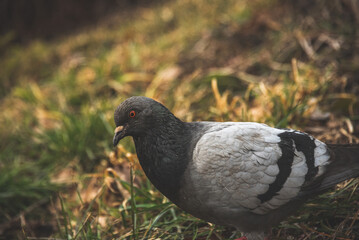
[1,0,359,239]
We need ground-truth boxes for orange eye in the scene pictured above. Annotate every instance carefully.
[129,110,136,118]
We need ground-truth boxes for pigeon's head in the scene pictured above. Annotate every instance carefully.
[113,96,175,146]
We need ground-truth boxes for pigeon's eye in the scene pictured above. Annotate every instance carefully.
[129,110,136,118]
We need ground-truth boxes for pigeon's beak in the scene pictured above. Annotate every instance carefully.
[113,125,125,147]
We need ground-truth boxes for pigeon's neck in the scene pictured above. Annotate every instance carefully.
[133,117,192,202]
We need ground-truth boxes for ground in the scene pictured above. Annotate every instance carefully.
[0,0,358,239]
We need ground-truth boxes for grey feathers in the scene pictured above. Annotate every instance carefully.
[186,122,330,219]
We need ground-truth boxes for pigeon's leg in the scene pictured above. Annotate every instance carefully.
[236,232,265,240]
[234,237,247,240]
[227,230,246,240]
[234,237,269,240]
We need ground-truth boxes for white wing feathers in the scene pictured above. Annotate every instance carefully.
[191,122,331,215]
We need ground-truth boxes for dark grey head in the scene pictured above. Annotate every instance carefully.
[113,96,176,146]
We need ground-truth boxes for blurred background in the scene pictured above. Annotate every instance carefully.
[1,0,358,239]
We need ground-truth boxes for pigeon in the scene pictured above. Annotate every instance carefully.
[113,96,359,240]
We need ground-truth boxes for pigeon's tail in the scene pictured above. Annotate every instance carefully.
[320,144,359,190]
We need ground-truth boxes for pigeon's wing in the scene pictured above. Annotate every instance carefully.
[191,122,331,214]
